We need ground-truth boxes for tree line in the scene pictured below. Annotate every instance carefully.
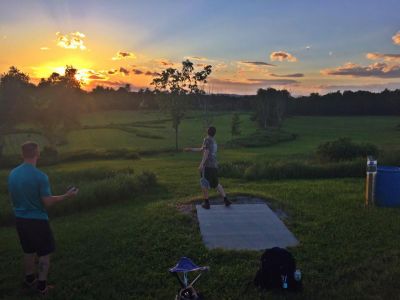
[1,63,399,155]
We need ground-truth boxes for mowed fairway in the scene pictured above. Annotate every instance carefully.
[1,113,400,299]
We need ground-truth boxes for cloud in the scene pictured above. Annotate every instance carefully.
[270,51,297,62]
[240,61,275,67]
[112,51,136,61]
[130,68,159,76]
[56,31,87,50]
[145,71,159,76]
[119,67,130,76]
[322,62,400,78]
[270,73,304,78]
[184,56,211,61]
[329,51,333,56]
[392,31,400,45]
[108,69,118,75]
[210,78,297,87]
[40,47,50,51]
[89,74,106,80]
[247,78,298,85]
[155,59,175,66]
[366,52,400,62]
[132,68,144,75]
[306,45,311,50]
[85,70,108,80]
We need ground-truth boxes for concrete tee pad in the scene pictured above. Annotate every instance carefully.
[196,203,298,250]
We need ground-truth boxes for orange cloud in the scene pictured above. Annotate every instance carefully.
[184,56,211,61]
[56,32,87,50]
[270,51,297,62]
[366,52,400,62]
[240,61,275,66]
[270,73,304,78]
[155,59,175,66]
[40,47,50,51]
[86,70,108,80]
[112,51,136,60]
[119,67,130,76]
[321,62,400,78]
[392,31,400,45]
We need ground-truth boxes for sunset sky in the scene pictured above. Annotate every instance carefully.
[1,0,400,95]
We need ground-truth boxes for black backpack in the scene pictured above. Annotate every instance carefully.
[254,247,302,292]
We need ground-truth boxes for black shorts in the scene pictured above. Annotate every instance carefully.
[201,167,219,189]
[15,218,55,257]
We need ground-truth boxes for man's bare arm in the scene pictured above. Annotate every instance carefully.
[42,188,79,207]
[184,147,204,152]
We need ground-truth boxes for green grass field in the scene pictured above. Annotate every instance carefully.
[1,112,400,299]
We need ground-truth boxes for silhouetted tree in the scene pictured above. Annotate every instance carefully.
[254,88,290,129]
[0,66,34,157]
[151,60,212,151]
[35,66,83,145]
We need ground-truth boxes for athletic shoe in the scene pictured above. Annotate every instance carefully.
[37,285,55,296]
[202,200,210,209]
[224,198,232,206]
[23,278,37,289]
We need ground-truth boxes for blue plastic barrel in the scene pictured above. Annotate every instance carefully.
[375,166,400,207]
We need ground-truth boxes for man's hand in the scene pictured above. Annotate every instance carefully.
[65,187,79,198]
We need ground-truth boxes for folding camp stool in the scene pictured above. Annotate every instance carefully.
[169,257,209,300]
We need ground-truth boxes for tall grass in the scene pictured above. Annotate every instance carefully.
[220,159,365,180]
[226,129,297,148]
[0,168,158,226]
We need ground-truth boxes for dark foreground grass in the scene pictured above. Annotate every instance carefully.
[1,155,400,299]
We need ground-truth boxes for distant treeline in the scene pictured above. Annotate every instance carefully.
[288,90,400,116]
[1,66,399,119]
[95,88,400,116]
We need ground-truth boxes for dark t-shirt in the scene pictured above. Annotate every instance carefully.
[202,137,218,168]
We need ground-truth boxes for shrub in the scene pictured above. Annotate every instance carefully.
[219,161,252,178]
[0,168,158,225]
[135,132,164,139]
[226,129,297,148]
[379,150,400,166]
[316,138,379,162]
[40,145,59,164]
[48,167,135,184]
[58,149,140,163]
[220,159,365,181]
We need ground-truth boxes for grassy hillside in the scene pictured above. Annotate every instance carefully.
[4,112,399,158]
[1,112,400,299]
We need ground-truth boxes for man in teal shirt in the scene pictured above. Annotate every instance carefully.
[8,142,78,295]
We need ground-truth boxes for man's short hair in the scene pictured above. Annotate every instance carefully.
[21,142,39,159]
[208,126,216,137]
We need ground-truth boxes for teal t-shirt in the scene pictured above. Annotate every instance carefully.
[8,163,52,220]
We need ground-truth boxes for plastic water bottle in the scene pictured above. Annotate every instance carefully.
[282,275,288,289]
[367,156,377,173]
[365,156,377,206]
[294,269,302,281]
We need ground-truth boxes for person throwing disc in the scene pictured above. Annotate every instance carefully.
[8,142,79,295]
[185,126,231,209]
